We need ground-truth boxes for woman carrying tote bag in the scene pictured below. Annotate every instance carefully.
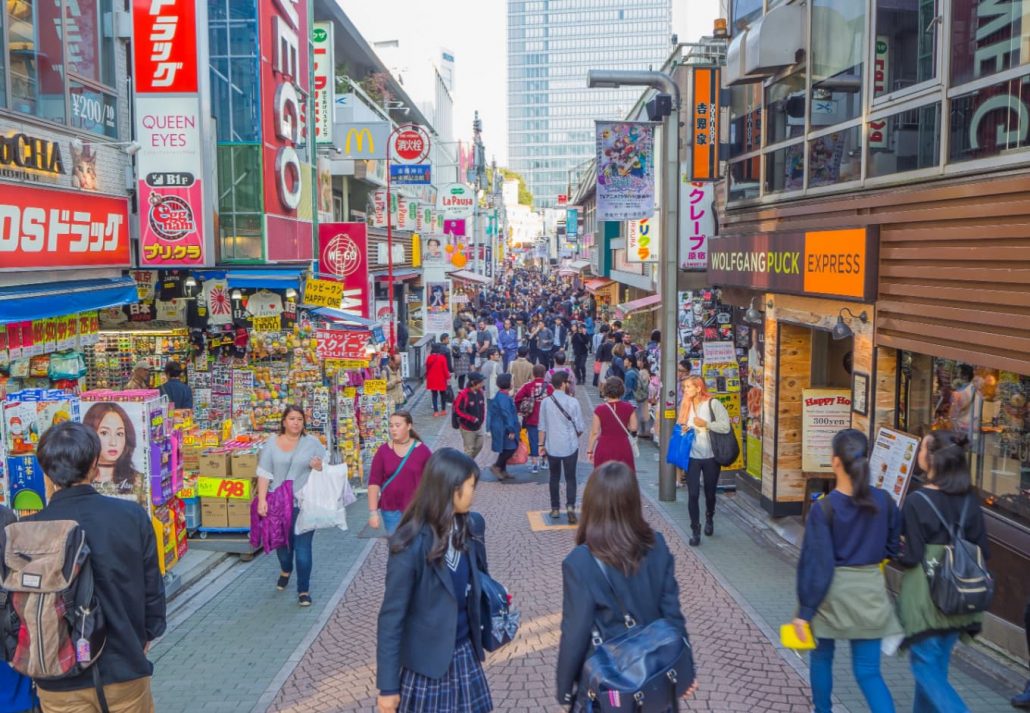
[676,376,732,547]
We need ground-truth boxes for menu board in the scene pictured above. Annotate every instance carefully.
[801,389,852,472]
[869,427,920,506]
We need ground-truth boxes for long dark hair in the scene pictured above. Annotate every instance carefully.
[278,404,307,435]
[391,410,421,442]
[922,430,972,494]
[832,428,877,513]
[391,448,479,563]
[82,402,138,486]
[577,462,655,576]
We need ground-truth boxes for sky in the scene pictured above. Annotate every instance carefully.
[337,0,725,169]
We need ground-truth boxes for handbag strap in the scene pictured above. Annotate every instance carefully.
[607,402,634,444]
[915,489,967,543]
[592,556,637,633]
[381,442,417,495]
[549,394,579,431]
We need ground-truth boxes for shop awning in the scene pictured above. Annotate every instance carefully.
[447,269,492,285]
[372,269,420,281]
[310,307,376,327]
[226,269,305,289]
[558,268,578,277]
[585,278,614,293]
[615,293,662,319]
[566,259,591,272]
[0,277,138,325]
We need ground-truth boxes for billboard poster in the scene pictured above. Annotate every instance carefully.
[801,389,852,472]
[595,121,655,221]
[425,281,452,334]
[680,178,713,270]
[318,223,369,318]
[78,400,151,507]
[312,22,334,145]
[423,235,445,266]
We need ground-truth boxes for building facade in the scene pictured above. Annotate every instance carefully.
[507,0,672,208]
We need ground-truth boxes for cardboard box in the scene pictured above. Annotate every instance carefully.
[230,451,259,478]
[200,498,228,528]
[226,498,252,529]
[198,452,230,478]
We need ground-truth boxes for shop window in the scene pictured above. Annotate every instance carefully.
[731,0,762,28]
[69,81,117,138]
[951,0,1030,88]
[811,0,865,124]
[728,83,762,159]
[949,71,1030,164]
[873,0,939,98]
[867,102,941,178]
[765,72,806,145]
[807,126,861,188]
[7,0,67,123]
[728,158,761,201]
[64,0,101,81]
[900,353,1030,529]
[764,142,804,194]
[220,213,263,261]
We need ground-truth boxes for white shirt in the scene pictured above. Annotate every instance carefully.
[539,390,585,458]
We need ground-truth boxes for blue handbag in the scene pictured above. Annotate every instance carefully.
[665,425,694,471]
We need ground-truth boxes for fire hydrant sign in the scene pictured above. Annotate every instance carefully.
[304,276,343,308]
[390,125,431,164]
[316,329,371,360]
[801,389,852,472]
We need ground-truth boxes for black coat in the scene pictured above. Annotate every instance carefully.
[556,533,687,707]
[377,512,488,692]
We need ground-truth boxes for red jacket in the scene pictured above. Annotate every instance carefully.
[514,378,554,426]
[425,352,451,392]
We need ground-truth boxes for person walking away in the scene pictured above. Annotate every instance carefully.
[256,405,326,606]
[587,377,638,473]
[453,373,487,459]
[510,346,534,392]
[792,429,901,713]
[0,504,36,713]
[376,449,493,713]
[425,343,451,417]
[385,352,405,409]
[536,320,556,370]
[546,351,576,396]
[896,431,990,713]
[488,374,519,482]
[473,320,493,369]
[368,411,432,534]
[556,461,697,710]
[499,319,519,371]
[571,322,590,384]
[609,343,627,381]
[125,361,151,391]
[528,317,542,365]
[635,367,654,439]
[480,348,502,405]
[29,422,166,711]
[677,375,732,546]
[159,361,193,410]
[584,315,595,339]
[1013,596,1030,707]
[622,354,640,405]
[515,365,554,474]
[539,372,585,523]
[592,325,610,387]
[453,328,473,389]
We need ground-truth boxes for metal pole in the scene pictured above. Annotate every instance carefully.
[386,127,397,350]
[658,101,679,503]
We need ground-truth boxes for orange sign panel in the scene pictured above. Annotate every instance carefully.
[803,229,868,299]
[690,67,720,181]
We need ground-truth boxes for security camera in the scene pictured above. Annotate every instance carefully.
[124,141,142,156]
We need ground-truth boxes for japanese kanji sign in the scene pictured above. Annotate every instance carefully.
[679,178,714,271]
[690,67,720,182]
[315,329,371,360]
[304,277,344,309]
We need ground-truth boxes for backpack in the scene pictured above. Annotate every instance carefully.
[451,389,466,429]
[518,383,543,418]
[916,491,994,615]
[633,373,649,402]
[0,520,108,684]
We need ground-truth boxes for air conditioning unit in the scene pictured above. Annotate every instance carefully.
[723,29,754,86]
[744,3,806,78]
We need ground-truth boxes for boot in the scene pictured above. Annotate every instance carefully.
[704,514,714,537]
[1013,680,1030,708]
[689,526,701,547]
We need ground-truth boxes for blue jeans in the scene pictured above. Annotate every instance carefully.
[524,422,540,457]
[276,507,314,594]
[381,510,403,534]
[909,631,968,713]
[810,638,895,713]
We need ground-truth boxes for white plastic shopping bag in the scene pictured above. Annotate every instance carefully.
[295,463,350,534]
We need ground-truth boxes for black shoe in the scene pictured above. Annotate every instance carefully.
[704,515,714,537]
[276,573,290,591]
[298,593,312,607]
[1012,680,1030,708]
[689,529,701,547]
[550,509,560,520]
[567,508,578,525]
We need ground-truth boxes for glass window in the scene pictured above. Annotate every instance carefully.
[811,0,865,124]
[8,0,67,122]
[64,0,101,81]
[807,126,861,187]
[949,71,1030,163]
[69,81,117,138]
[874,0,938,97]
[731,0,762,28]
[765,72,806,145]
[951,0,1030,87]
[728,82,762,158]
[728,158,761,201]
[765,143,804,193]
[868,103,941,177]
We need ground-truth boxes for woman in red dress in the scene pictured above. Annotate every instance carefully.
[587,377,639,472]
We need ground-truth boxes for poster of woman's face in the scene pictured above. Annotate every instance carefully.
[79,402,149,506]
[424,236,444,265]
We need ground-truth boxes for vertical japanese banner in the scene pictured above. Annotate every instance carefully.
[132,0,211,267]
[312,22,334,146]
[318,223,370,318]
[679,174,714,270]
[689,67,720,182]
[626,218,659,262]
[595,121,655,221]
[425,281,452,334]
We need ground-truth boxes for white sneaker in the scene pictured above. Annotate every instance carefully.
[531,459,539,473]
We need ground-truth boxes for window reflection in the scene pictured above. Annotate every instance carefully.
[868,103,941,177]
[952,0,1030,87]
[729,83,762,159]
[7,0,66,122]
[950,73,1030,163]
[811,0,865,124]
[765,143,804,193]
[765,72,806,145]
[874,0,938,97]
[729,158,761,201]
[807,127,861,188]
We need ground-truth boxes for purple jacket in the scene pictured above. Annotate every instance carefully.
[249,480,294,553]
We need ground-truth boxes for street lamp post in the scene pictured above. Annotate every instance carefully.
[587,69,680,502]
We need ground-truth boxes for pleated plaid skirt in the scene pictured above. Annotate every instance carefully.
[399,639,493,713]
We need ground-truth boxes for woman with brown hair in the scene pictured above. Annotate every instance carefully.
[587,377,638,472]
[555,461,697,710]
[368,411,432,534]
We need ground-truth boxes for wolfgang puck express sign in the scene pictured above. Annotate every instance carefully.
[708,228,877,302]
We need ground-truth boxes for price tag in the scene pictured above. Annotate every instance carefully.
[304,277,344,308]
[197,477,253,500]
[178,487,196,500]
[252,315,280,332]
[343,387,357,398]
[363,379,386,395]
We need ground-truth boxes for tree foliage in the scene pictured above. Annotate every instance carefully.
[487,167,534,207]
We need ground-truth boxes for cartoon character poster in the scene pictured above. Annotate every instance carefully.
[78,401,150,507]
[595,121,655,221]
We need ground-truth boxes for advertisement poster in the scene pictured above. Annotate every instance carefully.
[423,235,445,266]
[312,22,334,145]
[626,217,658,262]
[745,328,764,480]
[680,179,713,270]
[801,389,852,472]
[318,223,369,318]
[78,401,149,506]
[869,427,920,506]
[595,121,655,221]
[425,281,452,334]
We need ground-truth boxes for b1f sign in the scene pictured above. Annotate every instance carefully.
[312,23,334,145]
[626,218,658,263]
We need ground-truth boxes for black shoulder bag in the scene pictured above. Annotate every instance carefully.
[706,399,740,467]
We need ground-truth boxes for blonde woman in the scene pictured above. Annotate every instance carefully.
[677,375,731,547]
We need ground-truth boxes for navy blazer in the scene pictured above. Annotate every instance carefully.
[377,512,488,692]
[556,532,688,706]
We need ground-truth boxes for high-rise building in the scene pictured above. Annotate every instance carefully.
[507,0,673,209]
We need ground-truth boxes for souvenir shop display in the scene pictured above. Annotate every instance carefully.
[1,389,79,512]
[85,329,191,390]
[335,387,363,483]
[358,378,390,471]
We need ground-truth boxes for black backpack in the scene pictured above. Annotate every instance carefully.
[916,491,994,615]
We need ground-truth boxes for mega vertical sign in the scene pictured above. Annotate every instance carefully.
[132,0,210,266]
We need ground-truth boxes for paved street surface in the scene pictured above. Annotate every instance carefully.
[151,376,1017,713]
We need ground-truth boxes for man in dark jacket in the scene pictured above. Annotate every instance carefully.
[30,422,166,711]
[159,361,193,410]
[454,372,487,458]
[570,322,590,384]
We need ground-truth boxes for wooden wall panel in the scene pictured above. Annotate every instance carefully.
[761,317,778,501]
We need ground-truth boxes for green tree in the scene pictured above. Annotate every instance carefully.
[487,167,533,207]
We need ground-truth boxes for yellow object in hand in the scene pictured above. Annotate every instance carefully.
[780,622,816,650]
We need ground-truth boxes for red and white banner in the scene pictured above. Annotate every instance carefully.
[318,223,369,318]
[132,0,199,93]
[316,329,371,360]
[0,183,130,271]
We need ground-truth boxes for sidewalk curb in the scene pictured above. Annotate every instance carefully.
[250,537,378,713]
